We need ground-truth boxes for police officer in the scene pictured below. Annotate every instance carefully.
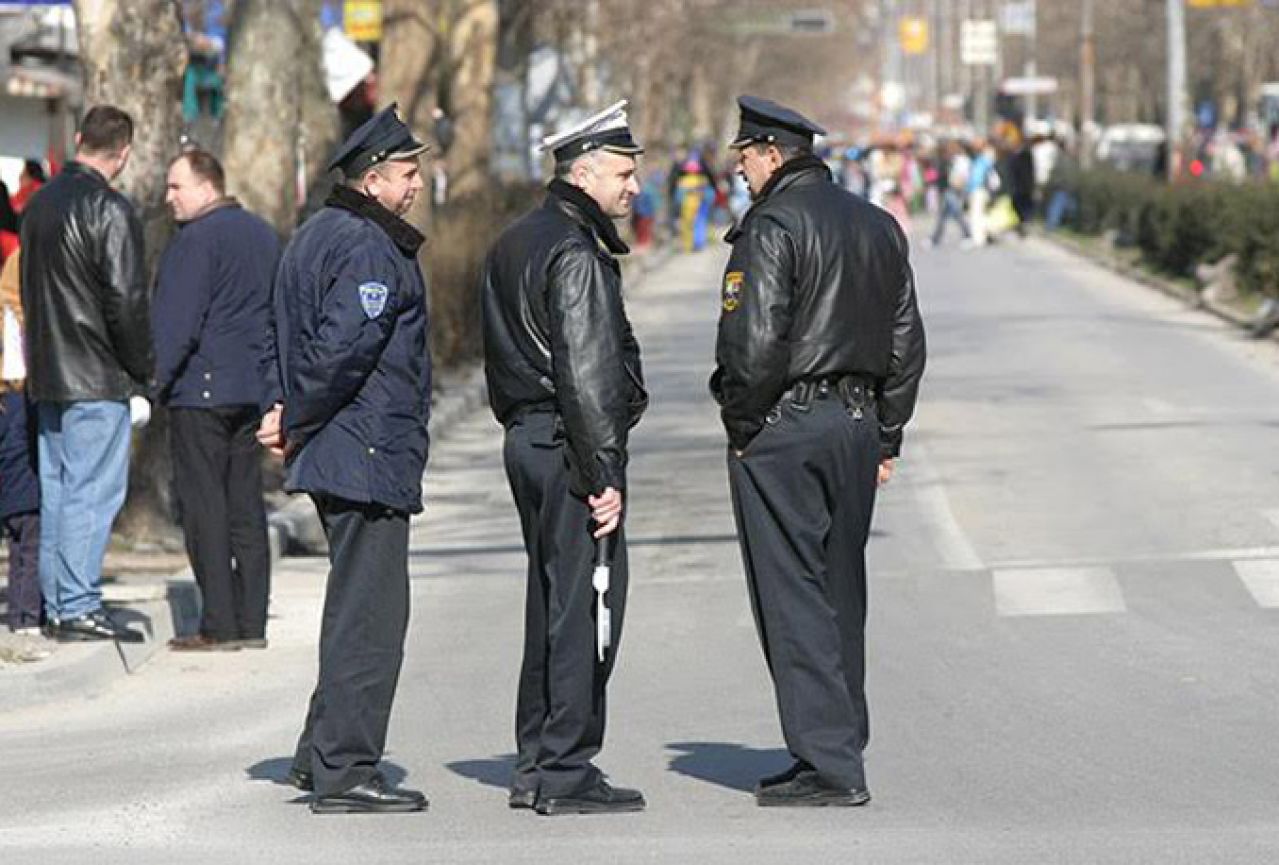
[481,100,648,816]
[711,96,926,807]
[258,105,431,814]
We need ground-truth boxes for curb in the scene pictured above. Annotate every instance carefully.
[1036,231,1257,331]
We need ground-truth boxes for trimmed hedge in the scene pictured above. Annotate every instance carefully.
[1055,168,1279,297]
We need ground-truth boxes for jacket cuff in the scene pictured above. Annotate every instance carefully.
[879,426,903,459]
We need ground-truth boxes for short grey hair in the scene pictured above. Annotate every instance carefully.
[751,140,812,163]
[554,149,601,181]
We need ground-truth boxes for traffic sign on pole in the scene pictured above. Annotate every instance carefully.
[961,20,997,67]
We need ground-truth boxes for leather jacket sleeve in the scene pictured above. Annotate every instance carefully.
[546,244,633,496]
[284,244,399,447]
[99,195,153,387]
[878,225,926,458]
[715,214,795,451]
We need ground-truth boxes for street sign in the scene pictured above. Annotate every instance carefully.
[961,20,998,67]
[1000,0,1036,36]
[1187,0,1254,7]
[1001,76,1058,96]
[344,0,382,43]
[788,9,835,34]
[899,17,928,55]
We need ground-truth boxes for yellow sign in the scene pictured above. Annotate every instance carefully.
[345,0,383,42]
[1187,0,1253,7]
[899,17,929,55]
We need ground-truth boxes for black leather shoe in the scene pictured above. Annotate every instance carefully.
[310,778,428,814]
[535,780,645,816]
[50,610,144,643]
[286,767,313,792]
[755,773,870,808]
[754,760,813,794]
[508,787,537,810]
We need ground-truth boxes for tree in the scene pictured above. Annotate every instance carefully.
[74,0,188,542]
[221,0,339,234]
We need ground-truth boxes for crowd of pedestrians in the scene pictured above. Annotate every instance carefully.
[1,106,274,653]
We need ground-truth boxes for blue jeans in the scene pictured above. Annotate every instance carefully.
[930,189,971,245]
[37,400,131,620]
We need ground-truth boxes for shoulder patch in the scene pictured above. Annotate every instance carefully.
[722,271,744,312]
[358,281,389,319]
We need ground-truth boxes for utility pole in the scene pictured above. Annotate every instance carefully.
[1166,0,1187,180]
[1025,0,1039,122]
[1080,0,1095,167]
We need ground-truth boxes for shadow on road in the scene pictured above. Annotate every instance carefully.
[665,741,791,792]
[445,754,517,790]
[245,756,409,791]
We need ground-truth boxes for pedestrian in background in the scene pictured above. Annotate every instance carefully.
[0,243,40,637]
[153,149,277,652]
[20,105,151,644]
[929,140,971,247]
[481,100,649,816]
[712,95,925,807]
[11,159,46,217]
[259,105,432,815]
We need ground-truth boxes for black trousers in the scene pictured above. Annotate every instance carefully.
[169,405,271,641]
[503,411,629,799]
[4,512,40,630]
[727,397,880,790]
[293,495,410,796]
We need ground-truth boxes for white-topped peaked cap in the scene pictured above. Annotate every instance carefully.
[540,99,644,162]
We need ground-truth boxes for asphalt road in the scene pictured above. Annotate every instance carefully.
[6,234,1279,863]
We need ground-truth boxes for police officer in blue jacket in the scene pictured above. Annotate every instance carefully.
[258,105,431,815]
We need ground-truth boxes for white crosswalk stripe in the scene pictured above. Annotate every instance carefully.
[1231,559,1279,608]
[992,566,1126,616]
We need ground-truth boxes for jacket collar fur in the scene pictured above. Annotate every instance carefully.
[325,184,426,255]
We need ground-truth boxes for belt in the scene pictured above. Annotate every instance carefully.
[784,374,873,409]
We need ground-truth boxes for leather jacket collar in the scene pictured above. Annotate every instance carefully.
[325,184,426,255]
[546,178,630,256]
[66,160,108,186]
[726,154,832,242]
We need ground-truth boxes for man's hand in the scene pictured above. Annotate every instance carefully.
[256,403,287,458]
[589,487,623,538]
[878,458,895,487]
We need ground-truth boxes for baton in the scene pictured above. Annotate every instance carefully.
[593,532,612,663]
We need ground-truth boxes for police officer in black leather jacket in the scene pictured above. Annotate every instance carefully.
[711,96,926,808]
[259,106,431,815]
[481,100,648,816]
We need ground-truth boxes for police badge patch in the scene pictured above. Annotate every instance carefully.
[358,282,389,319]
[722,271,744,312]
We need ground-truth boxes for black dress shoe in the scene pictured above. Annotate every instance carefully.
[755,772,870,808]
[310,778,428,814]
[535,780,645,816]
[49,610,144,643]
[754,760,814,794]
[286,767,313,792]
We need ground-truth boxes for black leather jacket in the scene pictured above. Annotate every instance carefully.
[19,161,152,402]
[711,156,926,455]
[482,180,648,497]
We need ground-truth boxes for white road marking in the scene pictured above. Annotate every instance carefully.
[989,546,1279,571]
[1262,509,1279,535]
[993,566,1126,616]
[1232,559,1279,608]
[907,445,985,572]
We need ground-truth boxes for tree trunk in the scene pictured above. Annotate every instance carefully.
[73,0,187,545]
[222,0,337,235]
[443,1,497,198]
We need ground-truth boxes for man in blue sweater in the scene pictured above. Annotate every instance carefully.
[153,149,278,651]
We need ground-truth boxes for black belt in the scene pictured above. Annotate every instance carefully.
[784,375,873,409]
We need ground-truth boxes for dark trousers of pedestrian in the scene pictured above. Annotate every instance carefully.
[1,389,41,630]
[930,189,971,245]
[169,405,271,641]
[292,495,410,797]
[727,392,880,791]
[5,512,40,630]
[502,410,630,800]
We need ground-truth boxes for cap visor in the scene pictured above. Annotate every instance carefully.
[601,143,644,156]
[387,141,430,160]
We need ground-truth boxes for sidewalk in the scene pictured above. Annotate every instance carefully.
[0,243,672,715]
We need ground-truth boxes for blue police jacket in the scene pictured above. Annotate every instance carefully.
[152,200,279,408]
[263,185,431,514]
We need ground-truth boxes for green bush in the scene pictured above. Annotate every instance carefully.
[1060,169,1279,298]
